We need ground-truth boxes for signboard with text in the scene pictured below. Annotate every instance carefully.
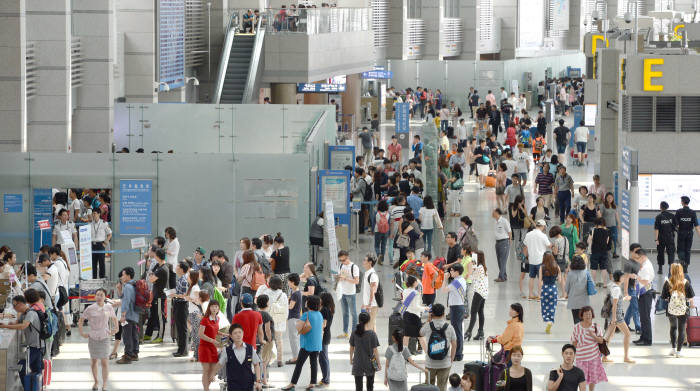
[297,83,346,93]
[79,225,93,280]
[158,0,185,90]
[119,179,153,235]
[33,189,52,252]
[3,194,22,213]
[361,70,393,79]
[324,201,339,274]
[395,102,410,133]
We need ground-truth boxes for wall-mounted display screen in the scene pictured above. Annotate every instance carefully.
[518,0,544,48]
[638,174,700,210]
[584,104,596,126]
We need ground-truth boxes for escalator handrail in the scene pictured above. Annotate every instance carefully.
[242,17,265,103]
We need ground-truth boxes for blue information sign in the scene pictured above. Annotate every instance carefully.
[361,70,393,79]
[119,179,153,235]
[395,102,410,133]
[620,190,631,231]
[297,83,346,93]
[4,194,22,213]
[33,189,52,252]
[158,0,185,91]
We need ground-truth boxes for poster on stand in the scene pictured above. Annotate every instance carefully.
[324,201,339,274]
[79,225,93,280]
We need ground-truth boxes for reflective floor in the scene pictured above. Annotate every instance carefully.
[52,115,700,390]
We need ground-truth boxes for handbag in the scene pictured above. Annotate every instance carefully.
[299,317,312,335]
[523,215,533,229]
[396,233,410,248]
[595,324,610,356]
[586,270,597,296]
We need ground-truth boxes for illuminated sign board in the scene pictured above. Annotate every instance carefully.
[297,83,347,93]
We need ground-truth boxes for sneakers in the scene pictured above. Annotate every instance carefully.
[142,335,152,341]
[545,323,552,334]
[116,355,132,364]
[675,350,683,358]
[336,333,349,339]
[129,353,139,361]
[149,337,163,344]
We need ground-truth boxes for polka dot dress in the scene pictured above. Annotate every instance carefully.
[540,278,558,322]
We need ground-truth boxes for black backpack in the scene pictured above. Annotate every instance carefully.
[367,271,384,308]
[30,308,52,340]
[360,178,373,201]
[427,322,450,360]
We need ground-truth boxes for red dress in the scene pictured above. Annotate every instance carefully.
[198,316,219,363]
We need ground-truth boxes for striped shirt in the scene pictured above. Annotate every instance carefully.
[535,172,555,195]
[570,322,603,362]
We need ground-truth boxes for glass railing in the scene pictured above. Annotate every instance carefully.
[264,7,371,34]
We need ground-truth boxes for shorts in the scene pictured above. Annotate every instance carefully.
[477,163,490,176]
[590,252,608,270]
[556,143,566,154]
[576,142,587,153]
[517,172,527,182]
[556,258,569,273]
[495,186,505,195]
[528,263,542,278]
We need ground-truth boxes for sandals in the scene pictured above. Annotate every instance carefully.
[109,352,118,360]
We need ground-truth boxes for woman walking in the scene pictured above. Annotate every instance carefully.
[570,306,607,390]
[375,200,391,263]
[603,270,635,363]
[560,212,579,261]
[538,253,561,334]
[282,295,324,390]
[419,196,442,254]
[465,251,488,341]
[509,196,529,298]
[661,263,696,358]
[78,288,118,391]
[565,255,590,324]
[198,300,226,391]
[318,292,335,387]
[384,329,428,391]
[598,192,620,259]
[261,275,288,368]
[549,225,569,297]
[448,164,464,216]
[400,275,425,349]
[350,311,381,391]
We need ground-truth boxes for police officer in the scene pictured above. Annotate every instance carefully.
[674,196,700,272]
[654,201,675,274]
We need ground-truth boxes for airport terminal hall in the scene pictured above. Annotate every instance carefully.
[3,0,700,390]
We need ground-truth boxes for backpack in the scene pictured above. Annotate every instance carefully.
[351,264,363,294]
[134,279,152,310]
[30,308,53,341]
[360,178,373,201]
[433,270,445,290]
[535,137,544,151]
[668,285,688,316]
[269,291,288,328]
[377,212,390,234]
[427,322,450,360]
[387,345,408,381]
[367,271,384,308]
[250,269,267,292]
[601,293,613,319]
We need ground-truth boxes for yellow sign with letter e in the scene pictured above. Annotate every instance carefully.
[643,58,663,91]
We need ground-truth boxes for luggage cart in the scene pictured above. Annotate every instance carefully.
[79,279,108,313]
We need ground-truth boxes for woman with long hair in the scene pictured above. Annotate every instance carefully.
[400,275,425,349]
[549,225,570,297]
[198,300,227,391]
[570,306,607,390]
[236,250,260,296]
[465,251,488,341]
[199,267,216,300]
[271,232,291,283]
[301,262,321,310]
[661,263,696,357]
[419,196,442,254]
[538,252,562,334]
[261,234,274,258]
[509,195,529,297]
[448,163,464,216]
[598,192,620,259]
[602,270,634,364]
[350,311,381,391]
[565,255,590,324]
[184,270,202,361]
[78,288,118,391]
[318,292,335,387]
[384,329,428,391]
[233,237,251,271]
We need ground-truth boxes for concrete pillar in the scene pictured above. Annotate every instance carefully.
[567,0,583,51]
[0,0,27,152]
[596,48,620,190]
[341,73,361,131]
[117,0,157,103]
[270,83,297,104]
[304,93,328,105]
[26,0,71,152]
[494,0,517,59]
[458,0,478,60]
[72,0,115,153]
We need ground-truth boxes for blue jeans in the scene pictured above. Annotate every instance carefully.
[341,294,358,334]
[450,304,466,359]
[503,113,511,128]
[557,191,571,224]
[423,229,434,253]
[625,286,641,330]
[387,238,394,264]
[607,226,618,256]
[319,343,330,383]
[374,232,388,257]
[441,120,449,131]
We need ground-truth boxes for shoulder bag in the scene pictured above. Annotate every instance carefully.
[299,317,312,335]
[595,324,610,356]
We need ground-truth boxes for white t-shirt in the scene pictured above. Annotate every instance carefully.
[457,124,468,140]
[338,262,360,296]
[166,238,180,266]
[637,258,655,290]
[362,267,379,307]
[504,159,517,179]
[494,216,511,240]
[514,150,529,173]
[419,207,439,230]
[188,283,201,313]
[574,126,589,143]
[523,229,551,265]
[447,276,467,307]
[68,199,81,221]
[609,283,622,301]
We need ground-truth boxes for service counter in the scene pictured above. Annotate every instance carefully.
[0,328,22,390]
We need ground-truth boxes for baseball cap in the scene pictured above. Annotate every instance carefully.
[241,293,254,305]
[195,247,206,256]
[536,219,547,227]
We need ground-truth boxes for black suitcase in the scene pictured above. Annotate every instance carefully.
[388,308,404,345]
[447,126,455,139]
[464,361,486,391]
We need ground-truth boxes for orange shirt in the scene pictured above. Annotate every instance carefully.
[497,318,524,351]
[422,262,438,295]
[532,136,546,154]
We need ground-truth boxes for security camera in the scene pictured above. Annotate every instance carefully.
[592,10,600,21]
[624,12,632,23]
[583,19,588,26]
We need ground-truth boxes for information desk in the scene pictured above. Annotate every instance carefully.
[0,328,22,390]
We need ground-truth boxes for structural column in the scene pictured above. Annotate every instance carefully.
[0,0,27,152]
[118,0,157,102]
[270,83,296,104]
[72,0,115,153]
[340,73,361,132]
[596,47,620,190]
[26,0,71,152]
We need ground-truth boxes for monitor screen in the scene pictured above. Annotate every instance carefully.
[638,174,700,210]
[584,104,596,126]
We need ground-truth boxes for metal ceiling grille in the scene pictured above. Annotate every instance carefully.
[681,96,700,132]
[622,95,631,132]
[480,0,493,41]
[185,0,207,68]
[545,0,568,38]
[441,18,463,45]
[71,37,83,88]
[370,0,389,48]
[617,0,646,17]
[655,96,676,132]
[26,42,37,100]
[630,96,653,132]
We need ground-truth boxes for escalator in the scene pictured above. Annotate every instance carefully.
[213,18,265,104]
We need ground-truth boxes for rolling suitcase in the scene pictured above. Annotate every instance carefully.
[43,359,52,386]
[464,335,488,391]
[23,372,43,391]
[410,370,439,391]
[687,307,700,346]
[447,126,456,139]
[388,307,404,345]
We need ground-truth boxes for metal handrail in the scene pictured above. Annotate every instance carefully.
[241,17,264,103]
[297,110,328,153]
[212,27,235,103]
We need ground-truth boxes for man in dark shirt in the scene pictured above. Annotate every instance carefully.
[655,201,676,273]
[553,119,570,160]
[548,344,586,391]
[358,127,374,164]
[674,196,700,272]
[489,105,502,137]
[145,248,168,343]
[536,111,547,138]
[469,89,479,118]
[444,232,461,269]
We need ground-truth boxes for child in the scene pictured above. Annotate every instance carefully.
[255,295,274,388]
[574,242,589,267]
[532,133,546,163]
[448,373,462,391]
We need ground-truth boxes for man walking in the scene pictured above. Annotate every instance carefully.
[117,267,140,364]
[654,201,676,274]
[419,304,457,391]
[493,208,512,282]
[674,196,700,272]
[335,251,360,338]
[523,220,552,300]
